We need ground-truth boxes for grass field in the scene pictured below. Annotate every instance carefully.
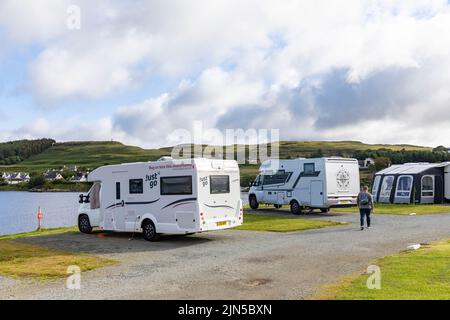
[0,227,116,279]
[336,203,450,215]
[235,213,345,232]
[321,239,450,300]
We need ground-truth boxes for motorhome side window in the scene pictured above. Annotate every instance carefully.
[129,179,143,194]
[262,171,292,185]
[116,182,120,199]
[210,175,230,194]
[303,163,315,175]
[161,176,193,195]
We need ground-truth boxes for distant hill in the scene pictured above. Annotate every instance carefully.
[0,139,430,173]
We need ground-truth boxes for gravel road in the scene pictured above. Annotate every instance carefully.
[0,210,449,300]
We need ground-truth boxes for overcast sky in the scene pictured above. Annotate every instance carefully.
[1,0,450,148]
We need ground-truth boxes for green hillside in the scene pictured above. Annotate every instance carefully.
[0,140,430,173]
[0,140,433,190]
[0,141,172,173]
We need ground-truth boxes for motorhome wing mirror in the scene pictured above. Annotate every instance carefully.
[78,194,84,204]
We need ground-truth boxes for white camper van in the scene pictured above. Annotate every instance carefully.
[248,158,360,214]
[77,158,243,241]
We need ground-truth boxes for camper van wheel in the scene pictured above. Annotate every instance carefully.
[142,220,160,242]
[274,204,282,209]
[290,201,302,215]
[249,195,259,210]
[78,214,93,234]
[320,208,330,213]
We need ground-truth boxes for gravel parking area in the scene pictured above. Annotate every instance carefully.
[0,211,449,300]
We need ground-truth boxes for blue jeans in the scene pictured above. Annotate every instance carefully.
[360,208,371,227]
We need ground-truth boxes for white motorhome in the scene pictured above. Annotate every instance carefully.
[248,158,360,214]
[77,158,243,241]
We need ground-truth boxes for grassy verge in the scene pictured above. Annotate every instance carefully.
[0,227,116,279]
[335,203,450,215]
[320,239,450,300]
[0,227,77,240]
[236,213,346,232]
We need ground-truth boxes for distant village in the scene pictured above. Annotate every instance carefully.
[1,165,89,185]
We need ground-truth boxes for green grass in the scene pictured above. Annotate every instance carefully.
[322,239,450,300]
[235,213,345,232]
[336,203,450,215]
[0,240,116,279]
[0,227,116,279]
[0,227,78,240]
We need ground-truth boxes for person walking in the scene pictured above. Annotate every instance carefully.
[357,186,373,230]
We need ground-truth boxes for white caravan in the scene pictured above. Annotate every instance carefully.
[77,158,243,241]
[248,158,360,214]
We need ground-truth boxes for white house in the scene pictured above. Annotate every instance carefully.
[44,171,64,181]
[69,173,88,182]
[2,172,30,184]
[358,157,375,169]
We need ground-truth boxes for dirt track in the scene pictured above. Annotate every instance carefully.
[0,210,449,299]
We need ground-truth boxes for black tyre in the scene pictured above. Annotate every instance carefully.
[320,208,330,213]
[249,195,259,210]
[142,220,160,242]
[78,214,93,234]
[290,201,302,215]
[274,204,282,209]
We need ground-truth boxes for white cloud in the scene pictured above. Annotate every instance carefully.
[2,0,450,147]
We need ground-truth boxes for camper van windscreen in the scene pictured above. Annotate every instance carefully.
[161,176,193,195]
[210,175,230,194]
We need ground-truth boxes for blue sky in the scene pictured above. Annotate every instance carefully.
[1,0,450,148]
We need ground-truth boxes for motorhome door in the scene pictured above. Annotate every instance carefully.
[310,181,324,207]
[111,172,128,231]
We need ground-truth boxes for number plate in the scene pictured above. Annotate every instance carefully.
[339,200,351,204]
[216,221,228,227]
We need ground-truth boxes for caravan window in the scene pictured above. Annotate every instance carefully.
[129,179,143,194]
[210,175,230,194]
[380,176,394,198]
[396,176,413,197]
[161,176,192,195]
[262,172,292,185]
[421,175,434,197]
[303,163,315,175]
[372,176,381,197]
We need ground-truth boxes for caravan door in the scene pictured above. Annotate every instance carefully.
[310,181,324,207]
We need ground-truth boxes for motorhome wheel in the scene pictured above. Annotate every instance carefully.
[142,220,160,242]
[249,195,259,210]
[78,215,93,234]
[274,204,282,209]
[290,201,302,215]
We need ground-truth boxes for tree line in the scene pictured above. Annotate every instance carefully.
[0,138,55,165]
[352,146,450,170]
